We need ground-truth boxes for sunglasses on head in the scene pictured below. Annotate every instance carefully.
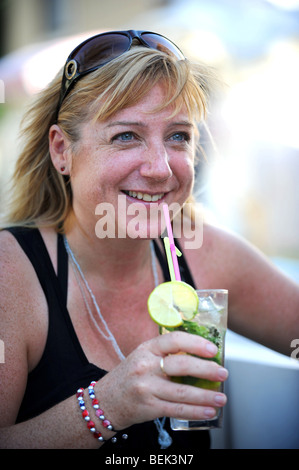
[56,30,185,118]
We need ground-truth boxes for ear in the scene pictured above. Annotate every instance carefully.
[49,124,71,175]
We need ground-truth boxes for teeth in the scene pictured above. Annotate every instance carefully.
[127,191,164,202]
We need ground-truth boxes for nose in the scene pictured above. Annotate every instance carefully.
[139,145,173,182]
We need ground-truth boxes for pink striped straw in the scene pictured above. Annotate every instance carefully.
[162,203,181,281]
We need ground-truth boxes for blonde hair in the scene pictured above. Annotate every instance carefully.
[2,45,216,230]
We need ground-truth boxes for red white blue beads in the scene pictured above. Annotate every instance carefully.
[88,381,114,432]
[76,386,104,442]
[76,382,128,444]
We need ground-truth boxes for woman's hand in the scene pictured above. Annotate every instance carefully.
[95,331,228,430]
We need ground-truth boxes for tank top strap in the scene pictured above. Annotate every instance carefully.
[152,239,171,282]
[57,232,68,306]
[174,238,197,288]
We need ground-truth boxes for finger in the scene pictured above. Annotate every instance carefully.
[156,330,219,359]
[162,401,219,421]
[155,379,227,409]
[162,353,228,383]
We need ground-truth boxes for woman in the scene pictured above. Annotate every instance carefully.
[0,30,298,450]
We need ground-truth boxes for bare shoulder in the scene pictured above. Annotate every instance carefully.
[0,229,48,373]
[0,230,32,291]
[178,222,260,288]
[0,229,42,294]
[180,220,296,290]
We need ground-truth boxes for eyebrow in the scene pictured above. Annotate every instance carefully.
[168,121,195,128]
[105,120,194,129]
[106,121,146,128]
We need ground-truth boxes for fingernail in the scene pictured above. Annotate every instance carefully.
[206,343,218,355]
[204,408,216,418]
[218,367,228,380]
[214,394,226,406]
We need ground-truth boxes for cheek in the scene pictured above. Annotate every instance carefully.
[71,159,125,208]
[69,154,101,204]
[176,156,194,188]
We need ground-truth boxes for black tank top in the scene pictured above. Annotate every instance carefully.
[6,227,210,451]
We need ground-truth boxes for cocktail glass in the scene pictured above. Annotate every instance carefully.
[163,289,228,430]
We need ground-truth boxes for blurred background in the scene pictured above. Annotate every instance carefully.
[0,0,298,449]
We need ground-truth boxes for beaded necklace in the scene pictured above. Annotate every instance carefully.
[63,236,172,449]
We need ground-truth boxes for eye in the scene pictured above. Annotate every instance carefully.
[169,132,191,142]
[112,132,135,142]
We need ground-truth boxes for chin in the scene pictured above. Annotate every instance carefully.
[124,217,165,240]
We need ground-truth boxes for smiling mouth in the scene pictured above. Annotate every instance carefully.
[122,190,165,202]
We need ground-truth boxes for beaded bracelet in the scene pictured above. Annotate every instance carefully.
[88,381,114,431]
[76,382,128,444]
[76,387,105,442]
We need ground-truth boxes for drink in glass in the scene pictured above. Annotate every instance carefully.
[163,289,228,430]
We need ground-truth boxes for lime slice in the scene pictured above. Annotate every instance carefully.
[147,281,198,327]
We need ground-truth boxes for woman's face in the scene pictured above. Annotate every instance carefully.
[68,83,196,239]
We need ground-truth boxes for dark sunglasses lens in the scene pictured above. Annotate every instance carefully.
[141,33,184,60]
[72,34,131,73]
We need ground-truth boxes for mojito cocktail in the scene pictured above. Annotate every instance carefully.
[148,283,228,430]
[168,289,228,430]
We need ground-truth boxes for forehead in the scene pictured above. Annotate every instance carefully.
[105,84,191,124]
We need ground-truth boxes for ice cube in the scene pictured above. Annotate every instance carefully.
[197,296,222,324]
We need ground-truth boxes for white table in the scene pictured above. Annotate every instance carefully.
[210,329,299,449]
